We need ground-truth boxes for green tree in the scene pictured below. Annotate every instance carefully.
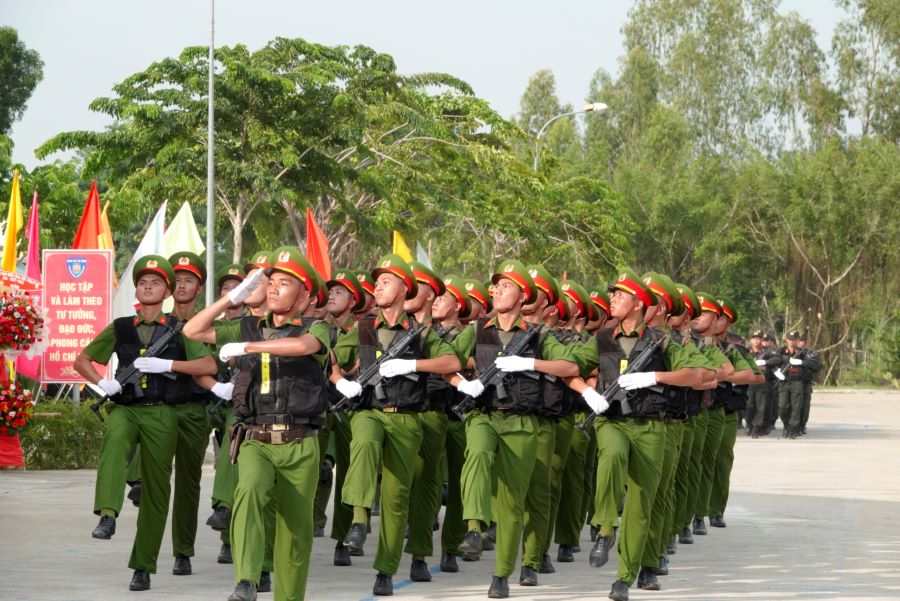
[0,27,43,135]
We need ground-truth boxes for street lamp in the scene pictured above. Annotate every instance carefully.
[533,102,608,172]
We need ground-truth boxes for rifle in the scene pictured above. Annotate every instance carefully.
[451,325,541,419]
[207,366,237,427]
[90,322,184,422]
[576,333,668,437]
[330,323,429,414]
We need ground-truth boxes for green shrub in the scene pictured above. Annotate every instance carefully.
[20,398,106,469]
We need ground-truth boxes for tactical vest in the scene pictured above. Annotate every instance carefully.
[474,319,543,413]
[781,347,805,381]
[112,315,188,405]
[357,317,426,411]
[426,323,464,414]
[540,327,570,417]
[232,316,328,427]
[593,327,669,418]
[324,324,343,408]
[661,330,689,418]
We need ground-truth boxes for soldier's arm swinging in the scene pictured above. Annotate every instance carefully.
[183,295,235,344]
[74,351,105,385]
[242,335,323,357]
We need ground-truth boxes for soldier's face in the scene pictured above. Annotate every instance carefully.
[692,311,716,333]
[750,336,762,350]
[464,300,485,323]
[135,273,170,305]
[714,315,730,335]
[173,272,201,304]
[797,340,806,348]
[219,279,240,299]
[668,310,689,329]
[327,285,353,316]
[403,284,433,314]
[374,273,406,307]
[244,268,269,307]
[354,293,376,316]
[431,292,458,321]
[491,277,526,313]
[610,289,642,321]
[266,271,308,314]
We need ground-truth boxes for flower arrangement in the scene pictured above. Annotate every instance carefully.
[0,381,34,435]
[0,290,48,357]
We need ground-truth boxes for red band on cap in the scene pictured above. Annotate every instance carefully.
[273,260,311,289]
[414,270,442,295]
[592,295,610,315]
[498,272,532,299]
[721,305,735,321]
[615,278,652,308]
[532,275,555,302]
[384,266,415,294]
[446,284,466,308]
[174,264,203,281]
[647,282,672,312]
[699,298,721,315]
[468,288,488,308]
[564,289,586,318]
[334,278,361,306]
[556,298,570,321]
[680,292,696,318]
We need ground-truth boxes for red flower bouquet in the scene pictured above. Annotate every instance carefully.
[0,381,34,435]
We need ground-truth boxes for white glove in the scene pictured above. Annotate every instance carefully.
[98,378,122,396]
[456,378,485,398]
[379,358,417,378]
[227,268,264,305]
[755,359,766,367]
[134,356,173,374]
[211,382,234,401]
[335,378,363,399]
[774,368,786,381]
[789,357,803,366]
[495,356,536,373]
[582,389,609,414]
[219,342,248,362]
[618,371,658,390]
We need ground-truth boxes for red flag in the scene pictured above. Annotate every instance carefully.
[305,207,331,280]
[72,180,103,249]
[16,192,41,380]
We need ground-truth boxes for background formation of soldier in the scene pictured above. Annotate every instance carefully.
[73,248,821,601]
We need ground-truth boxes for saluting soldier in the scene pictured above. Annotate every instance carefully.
[74,255,217,592]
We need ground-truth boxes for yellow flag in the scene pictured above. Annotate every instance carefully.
[2,169,24,272]
[392,230,413,262]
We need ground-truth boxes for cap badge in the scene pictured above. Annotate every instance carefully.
[381,259,391,268]
[146,259,158,268]
[528,269,538,278]
[503,264,514,272]
[278,251,291,262]
[618,273,626,282]
[336,272,345,280]
[228,268,239,275]
[178,256,190,265]
[465,282,474,291]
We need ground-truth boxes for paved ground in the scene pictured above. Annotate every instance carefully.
[2,389,900,601]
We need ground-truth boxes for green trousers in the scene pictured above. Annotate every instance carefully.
[695,407,725,520]
[778,380,804,430]
[342,409,422,575]
[94,404,177,573]
[591,416,665,585]
[171,402,212,558]
[440,418,467,555]
[684,410,709,525]
[522,416,556,569]
[542,414,575,555]
[328,411,354,543]
[554,411,592,546]
[232,437,318,601]
[643,421,683,566]
[671,416,696,537]
[405,410,449,558]
[461,411,538,579]
[746,384,769,429]
[709,411,739,517]
[314,421,333,530]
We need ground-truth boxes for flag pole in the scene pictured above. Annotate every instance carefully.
[205,0,216,305]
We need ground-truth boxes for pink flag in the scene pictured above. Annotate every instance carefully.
[16,192,41,380]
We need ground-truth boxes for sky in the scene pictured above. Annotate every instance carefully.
[6,0,846,169]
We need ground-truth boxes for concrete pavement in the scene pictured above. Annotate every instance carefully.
[2,388,899,600]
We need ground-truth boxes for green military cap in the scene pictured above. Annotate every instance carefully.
[554,278,571,320]
[786,330,800,340]
[442,274,471,318]
[132,254,176,290]
[750,329,764,339]
[355,269,376,297]
[244,250,272,274]
[268,246,318,296]
[372,254,418,299]
[642,272,685,317]
[561,280,590,318]
[309,268,328,308]
[695,291,722,316]
[328,268,366,312]
[410,261,445,297]
[609,268,655,308]
[464,278,492,312]
[169,251,206,284]
[589,286,611,316]
[215,263,245,291]
[675,283,701,319]
[716,294,738,323]
[526,264,561,305]
[491,259,537,304]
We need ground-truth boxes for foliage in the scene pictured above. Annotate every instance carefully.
[20,397,106,469]
[0,27,44,135]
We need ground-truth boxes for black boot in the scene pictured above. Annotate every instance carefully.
[92,515,116,539]
[589,532,615,568]
[257,571,271,593]
[373,572,393,596]
[127,483,142,507]
[519,565,538,586]
[557,544,574,563]
[590,525,598,541]
[313,525,325,537]
[653,554,668,576]
[710,515,727,528]
[172,555,192,576]
[637,566,661,590]
[539,553,555,574]
[692,518,707,535]
[218,543,233,564]
[459,530,483,558]
[410,560,431,582]
[344,522,367,551]
[440,552,458,573]
[608,579,629,601]
[334,542,351,567]
[488,575,509,598]
[227,580,257,601]
[679,526,693,544]
[482,523,496,551]
[206,505,231,532]
[666,539,677,555]
[129,569,150,591]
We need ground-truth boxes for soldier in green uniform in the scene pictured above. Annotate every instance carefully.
[446,260,580,599]
[331,254,460,596]
[184,246,330,601]
[708,298,763,527]
[569,269,706,601]
[777,331,805,439]
[797,333,821,435]
[74,255,217,591]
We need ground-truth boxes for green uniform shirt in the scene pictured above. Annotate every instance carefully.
[570,324,706,378]
[331,310,455,371]
[724,343,760,374]
[83,311,212,364]
[215,312,332,368]
[698,338,731,370]
[452,315,574,365]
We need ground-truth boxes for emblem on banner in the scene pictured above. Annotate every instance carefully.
[66,258,87,279]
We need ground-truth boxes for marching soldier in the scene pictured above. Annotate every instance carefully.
[797,333,821,434]
[746,330,780,437]
[74,255,216,591]
[777,331,806,439]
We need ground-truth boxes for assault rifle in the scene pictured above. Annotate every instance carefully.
[451,324,541,419]
[330,323,429,414]
[576,333,668,437]
[207,366,237,427]
[90,322,184,422]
